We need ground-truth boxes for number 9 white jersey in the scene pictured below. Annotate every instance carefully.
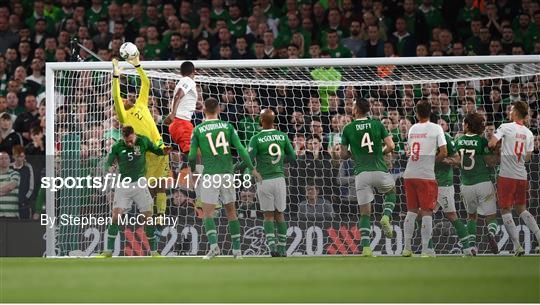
[403,122,447,180]
[493,122,534,180]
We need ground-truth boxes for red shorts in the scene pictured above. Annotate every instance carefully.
[169,118,193,153]
[403,179,438,211]
[497,176,528,208]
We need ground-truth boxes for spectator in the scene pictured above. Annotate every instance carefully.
[92,18,112,50]
[262,30,276,58]
[217,44,232,60]
[298,184,334,220]
[390,17,417,57]
[144,25,166,60]
[0,151,20,218]
[342,20,364,57]
[196,38,211,60]
[0,16,18,55]
[402,0,429,43]
[233,36,254,59]
[227,4,246,37]
[364,24,385,57]
[11,145,34,219]
[323,30,352,58]
[501,25,517,54]
[237,97,261,147]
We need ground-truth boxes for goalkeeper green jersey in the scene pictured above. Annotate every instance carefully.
[188,119,254,175]
[105,134,164,181]
[455,134,493,186]
[341,117,389,174]
[435,133,456,187]
[248,129,296,180]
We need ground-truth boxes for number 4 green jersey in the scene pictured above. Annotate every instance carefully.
[188,119,254,175]
[455,134,492,185]
[435,133,456,187]
[341,118,389,174]
[105,134,164,181]
[248,129,297,180]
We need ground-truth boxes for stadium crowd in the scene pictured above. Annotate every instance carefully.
[0,0,539,222]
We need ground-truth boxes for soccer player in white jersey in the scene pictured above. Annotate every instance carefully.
[488,101,539,255]
[402,100,447,257]
[164,61,198,154]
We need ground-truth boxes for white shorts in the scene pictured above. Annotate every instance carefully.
[436,186,456,213]
[199,174,236,205]
[113,183,153,213]
[257,177,287,212]
[461,181,497,216]
[355,171,395,205]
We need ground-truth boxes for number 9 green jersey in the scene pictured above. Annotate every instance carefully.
[248,129,296,180]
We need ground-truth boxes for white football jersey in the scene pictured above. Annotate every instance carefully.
[403,122,447,180]
[172,76,197,120]
[493,122,534,180]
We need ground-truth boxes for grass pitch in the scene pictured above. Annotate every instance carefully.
[1,256,539,303]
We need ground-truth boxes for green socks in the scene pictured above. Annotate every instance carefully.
[467,220,477,247]
[359,215,371,247]
[383,192,397,218]
[107,223,120,250]
[452,219,470,249]
[263,220,277,252]
[276,221,287,255]
[144,225,157,251]
[228,219,241,251]
[204,217,218,246]
[487,219,498,237]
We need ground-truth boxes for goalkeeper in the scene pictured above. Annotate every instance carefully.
[111,56,170,228]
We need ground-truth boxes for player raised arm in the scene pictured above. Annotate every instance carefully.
[284,136,297,163]
[111,59,127,124]
[382,134,395,155]
[126,55,150,107]
[187,131,199,172]
[435,127,448,163]
[229,124,262,181]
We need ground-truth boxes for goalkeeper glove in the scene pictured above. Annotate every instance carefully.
[112,58,122,77]
[127,55,141,67]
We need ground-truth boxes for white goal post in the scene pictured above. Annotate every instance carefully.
[45,55,540,257]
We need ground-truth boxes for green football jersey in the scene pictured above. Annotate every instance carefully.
[455,134,493,185]
[341,118,389,174]
[188,119,254,175]
[105,134,164,181]
[435,133,456,187]
[248,129,296,180]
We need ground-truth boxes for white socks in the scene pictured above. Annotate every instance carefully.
[520,210,540,245]
[421,216,433,253]
[403,212,417,251]
[502,213,521,249]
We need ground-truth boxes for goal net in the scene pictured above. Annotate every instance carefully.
[45,56,540,257]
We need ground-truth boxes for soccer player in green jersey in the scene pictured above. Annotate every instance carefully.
[453,113,499,254]
[99,126,171,258]
[246,109,296,257]
[340,99,397,257]
[188,98,261,259]
[434,120,472,255]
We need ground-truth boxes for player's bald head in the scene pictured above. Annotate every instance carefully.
[260,108,275,128]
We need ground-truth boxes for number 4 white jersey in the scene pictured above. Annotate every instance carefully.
[403,122,447,180]
[493,122,534,180]
[172,76,198,120]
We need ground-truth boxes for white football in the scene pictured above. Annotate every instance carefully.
[119,42,139,60]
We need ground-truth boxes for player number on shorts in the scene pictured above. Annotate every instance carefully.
[361,133,374,153]
[411,142,420,161]
[514,141,524,162]
[459,148,475,170]
[206,131,229,156]
[269,143,282,164]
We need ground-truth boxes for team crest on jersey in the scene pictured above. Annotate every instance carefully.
[133,145,141,156]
